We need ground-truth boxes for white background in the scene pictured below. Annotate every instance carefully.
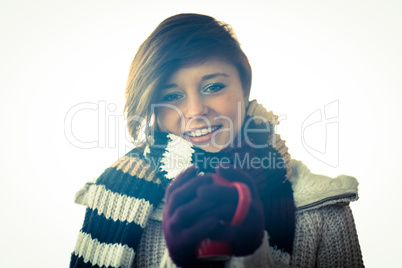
[1,0,401,267]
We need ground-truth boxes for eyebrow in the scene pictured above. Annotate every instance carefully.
[162,73,230,90]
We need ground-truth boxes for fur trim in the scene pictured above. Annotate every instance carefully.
[289,159,359,210]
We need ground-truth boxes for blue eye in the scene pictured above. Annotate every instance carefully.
[203,83,226,94]
[161,93,183,102]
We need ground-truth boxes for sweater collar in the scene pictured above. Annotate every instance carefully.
[290,159,359,211]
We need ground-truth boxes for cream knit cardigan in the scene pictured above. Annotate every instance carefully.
[77,159,363,267]
[242,159,363,267]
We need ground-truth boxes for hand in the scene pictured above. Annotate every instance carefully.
[162,166,222,267]
[196,165,265,256]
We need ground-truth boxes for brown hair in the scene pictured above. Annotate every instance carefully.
[124,13,252,144]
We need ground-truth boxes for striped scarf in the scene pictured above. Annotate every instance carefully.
[70,100,295,268]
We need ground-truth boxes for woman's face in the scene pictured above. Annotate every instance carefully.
[156,58,248,152]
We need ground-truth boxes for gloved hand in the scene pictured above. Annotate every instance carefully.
[196,165,265,256]
[163,164,265,267]
[162,165,223,267]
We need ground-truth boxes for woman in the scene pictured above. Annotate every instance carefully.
[70,13,364,267]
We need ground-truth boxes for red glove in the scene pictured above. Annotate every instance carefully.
[196,165,265,256]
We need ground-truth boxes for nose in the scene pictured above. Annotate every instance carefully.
[183,93,208,119]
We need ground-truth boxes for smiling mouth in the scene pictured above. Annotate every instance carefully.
[184,125,222,137]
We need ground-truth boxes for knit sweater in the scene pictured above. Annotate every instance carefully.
[70,101,364,268]
[71,158,363,268]
[154,159,364,267]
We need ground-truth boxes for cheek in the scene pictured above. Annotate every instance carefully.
[156,108,180,133]
[216,96,246,124]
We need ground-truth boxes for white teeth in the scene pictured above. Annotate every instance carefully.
[187,126,219,137]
